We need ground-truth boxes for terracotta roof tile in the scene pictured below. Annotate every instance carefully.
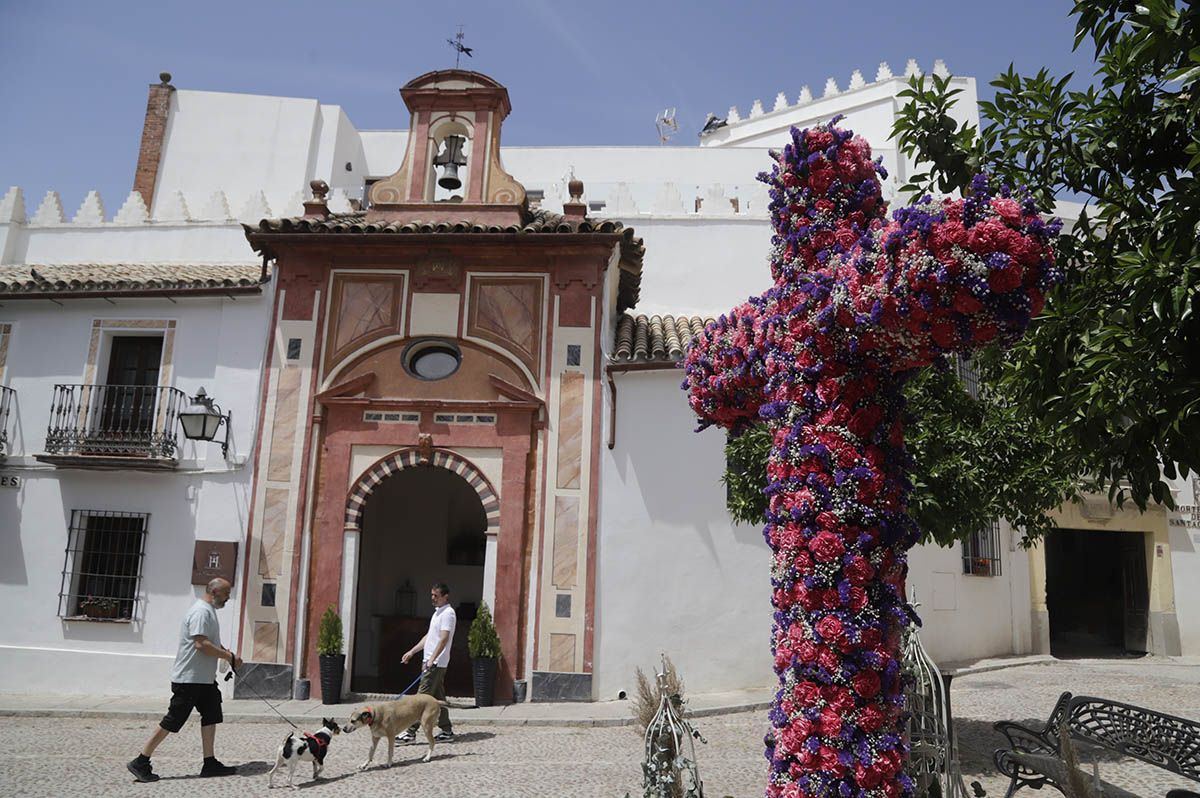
[245,208,645,313]
[0,263,266,297]
[249,208,639,239]
[613,312,715,363]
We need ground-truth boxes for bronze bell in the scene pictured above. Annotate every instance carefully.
[437,162,462,191]
[433,135,467,191]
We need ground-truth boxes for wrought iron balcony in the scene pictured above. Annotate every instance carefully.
[0,385,13,457]
[38,384,187,469]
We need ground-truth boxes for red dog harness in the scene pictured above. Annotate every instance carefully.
[302,731,330,765]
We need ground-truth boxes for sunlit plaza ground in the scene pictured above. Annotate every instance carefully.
[1,657,1196,797]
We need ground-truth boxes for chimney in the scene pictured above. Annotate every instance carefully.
[132,72,175,213]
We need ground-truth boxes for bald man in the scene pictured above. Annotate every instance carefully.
[127,578,243,782]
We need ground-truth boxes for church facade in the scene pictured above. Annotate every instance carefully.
[1,63,1194,701]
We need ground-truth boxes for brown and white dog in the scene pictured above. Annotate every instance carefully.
[342,695,446,768]
[268,717,340,789]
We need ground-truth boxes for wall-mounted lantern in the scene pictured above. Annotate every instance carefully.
[178,387,231,459]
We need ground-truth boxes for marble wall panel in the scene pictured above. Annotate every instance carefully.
[252,620,280,662]
[266,367,302,481]
[258,487,289,578]
[556,372,584,489]
[467,278,542,376]
[334,280,395,353]
[549,633,576,673]
[552,496,579,588]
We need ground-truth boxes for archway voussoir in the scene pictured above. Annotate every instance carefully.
[344,445,501,538]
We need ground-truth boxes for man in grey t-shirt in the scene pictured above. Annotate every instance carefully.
[127,578,243,783]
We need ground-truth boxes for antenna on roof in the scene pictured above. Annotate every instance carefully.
[655,108,678,145]
[447,25,473,68]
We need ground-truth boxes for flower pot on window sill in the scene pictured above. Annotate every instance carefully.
[78,600,121,619]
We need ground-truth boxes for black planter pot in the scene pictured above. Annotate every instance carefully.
[318,654,345,704]
[471,657,498,707]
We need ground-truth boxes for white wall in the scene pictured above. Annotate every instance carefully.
[596,369,774,699]
[155,89,324,219]
[1168,476,1200,655]
[0,292,271,695]
[906,522,1032,664]
[594,370,1033,698]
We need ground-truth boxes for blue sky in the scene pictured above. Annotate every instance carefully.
[0,0,1096,215]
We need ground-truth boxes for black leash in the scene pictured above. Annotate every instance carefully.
[225,665,300,730]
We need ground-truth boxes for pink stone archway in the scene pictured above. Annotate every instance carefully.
[343,447,501,534]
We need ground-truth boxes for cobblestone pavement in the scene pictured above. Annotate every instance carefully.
[0,658,1196,797]
[949,656,1200,797]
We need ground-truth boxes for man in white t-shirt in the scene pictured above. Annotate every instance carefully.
[127,578,242,782]
[396,582,456,744]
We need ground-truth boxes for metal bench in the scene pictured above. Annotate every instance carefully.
[993,691,1200,797]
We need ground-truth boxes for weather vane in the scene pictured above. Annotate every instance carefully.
[447,25,473,68]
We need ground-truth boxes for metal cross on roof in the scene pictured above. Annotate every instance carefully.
[447,25,473,68]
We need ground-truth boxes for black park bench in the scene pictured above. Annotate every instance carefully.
[993,691,1200,798]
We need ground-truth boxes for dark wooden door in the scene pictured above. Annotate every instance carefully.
[1120,535,1149,653]
[101,336,163,435]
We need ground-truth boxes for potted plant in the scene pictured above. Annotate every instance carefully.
[467,600,502,707]
[316,605,344,704]
[79,596,120,620]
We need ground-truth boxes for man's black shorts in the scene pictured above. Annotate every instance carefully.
[159,681,223,732]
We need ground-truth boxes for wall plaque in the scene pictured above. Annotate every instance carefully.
[192,541,238,585]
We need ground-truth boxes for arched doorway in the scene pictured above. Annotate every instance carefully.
[351,464,488,696]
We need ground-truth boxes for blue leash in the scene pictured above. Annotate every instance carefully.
[398,671,425,695]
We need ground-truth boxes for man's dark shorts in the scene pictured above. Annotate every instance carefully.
[160,681,223,732]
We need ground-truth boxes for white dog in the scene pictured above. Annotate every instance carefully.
[268,717,340,789]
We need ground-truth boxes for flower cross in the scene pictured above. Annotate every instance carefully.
[683,120,1060,797]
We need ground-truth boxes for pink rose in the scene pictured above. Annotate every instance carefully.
[848,404,883,438]
[809,532,845,563]
[852,669,881,698]
[991,197,1022,224]
[815,615,844,643]
[794,681,822,706]
[818,745,844,776]
[844,556,874,585]
[819,707,842,736]
[858,704,885,732]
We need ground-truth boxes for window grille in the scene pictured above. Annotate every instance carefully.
[58,511,149,621]
[952,354,980,400]
[962,519,1002,577]
[0,385,14,456]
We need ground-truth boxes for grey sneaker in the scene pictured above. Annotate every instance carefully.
[434,730,455,742]
[395,730,416,744]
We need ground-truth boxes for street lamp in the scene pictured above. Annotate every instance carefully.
[178,387,231,459]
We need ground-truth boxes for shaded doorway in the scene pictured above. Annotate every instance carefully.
[352,465,487,696]
[1045,528,1149,658]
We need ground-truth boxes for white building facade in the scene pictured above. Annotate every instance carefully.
[0,60,1191,700]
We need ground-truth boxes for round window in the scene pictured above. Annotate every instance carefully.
[404,340,462,381]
